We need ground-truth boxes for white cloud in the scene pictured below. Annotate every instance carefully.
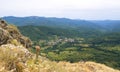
[0,0,120,19]
[1,0,120,10]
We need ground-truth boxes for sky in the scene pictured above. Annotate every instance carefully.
[0,0,120,20]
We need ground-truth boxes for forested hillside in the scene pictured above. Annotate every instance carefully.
[3,16,120,32]
[2,16,103,30]
[1,19,119,72]
[18,25,120,69]
[2,16,120,69]
[18,25,102,40]
[91,20,120,32]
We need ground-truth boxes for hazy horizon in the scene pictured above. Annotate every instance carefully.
[1,0,120,20]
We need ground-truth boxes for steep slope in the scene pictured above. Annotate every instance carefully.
[0,19,32,48]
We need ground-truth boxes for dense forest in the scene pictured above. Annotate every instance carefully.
[18,25,120,69]
[3,16,120,69]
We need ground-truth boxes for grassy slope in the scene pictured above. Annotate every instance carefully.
[0,44,120,72]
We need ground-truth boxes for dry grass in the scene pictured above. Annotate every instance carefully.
[0,44,120,72]
[0,44,31,72]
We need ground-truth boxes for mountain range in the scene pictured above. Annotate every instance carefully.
[2,16,120,32]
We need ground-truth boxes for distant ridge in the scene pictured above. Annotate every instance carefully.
[2,16,120,32]
[2,16,101,28]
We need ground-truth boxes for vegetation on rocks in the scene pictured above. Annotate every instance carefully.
[0,19,32,48]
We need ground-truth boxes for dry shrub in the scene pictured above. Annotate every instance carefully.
[0,44,120,72]
[0,44,31,71]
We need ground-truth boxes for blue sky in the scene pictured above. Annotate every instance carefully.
[0,0,120,20]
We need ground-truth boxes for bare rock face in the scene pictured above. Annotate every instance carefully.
[0,19,32,48]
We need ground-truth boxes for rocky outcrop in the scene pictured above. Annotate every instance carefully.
[0,19,32,48]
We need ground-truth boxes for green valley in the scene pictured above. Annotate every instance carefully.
[3,16,120,69]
